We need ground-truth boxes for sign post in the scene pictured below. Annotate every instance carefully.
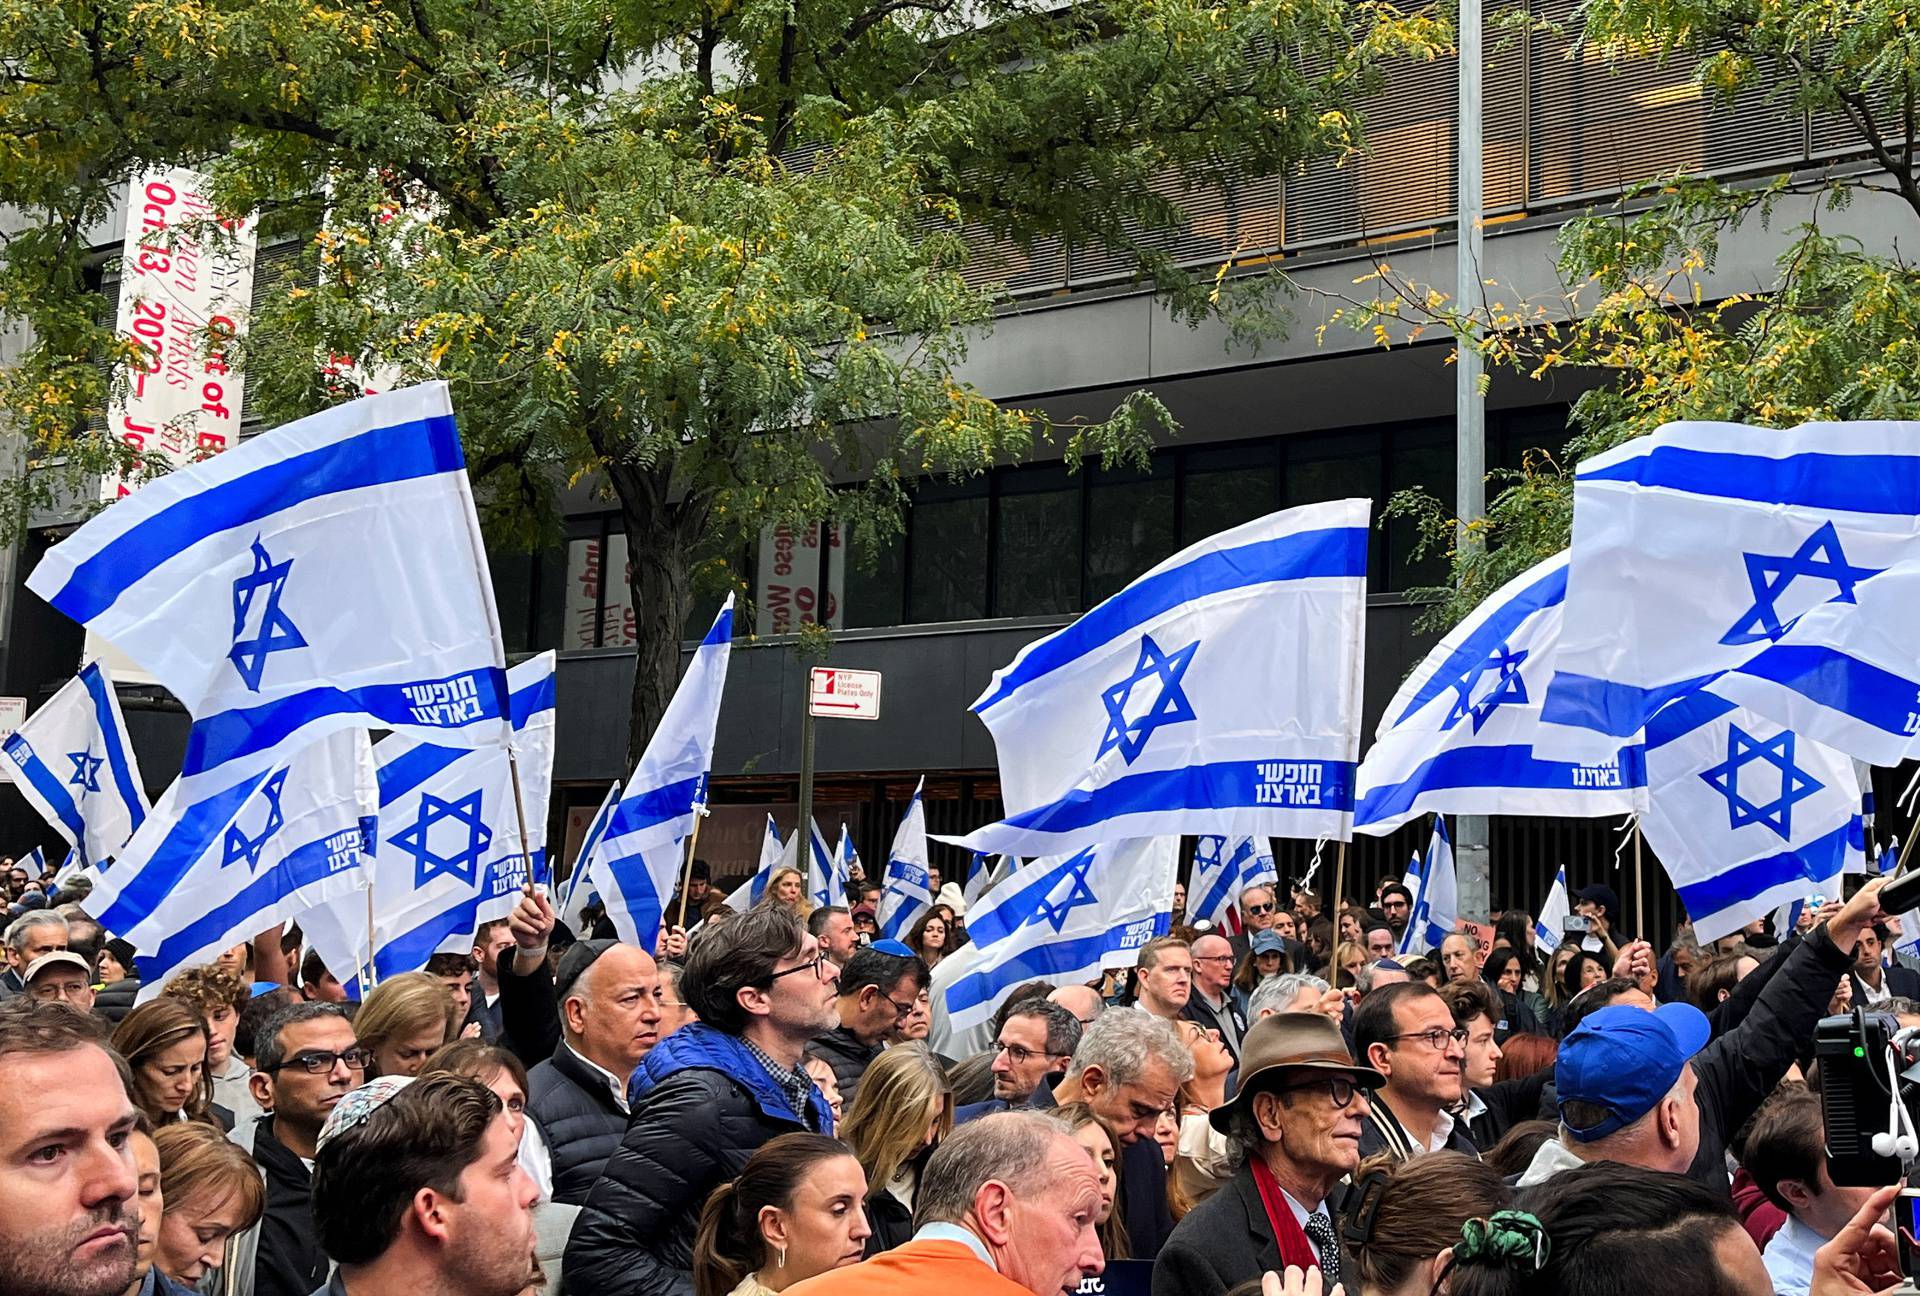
[799,666,883,834]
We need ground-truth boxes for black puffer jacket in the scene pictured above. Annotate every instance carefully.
[804,1024,882,1107]
[527,1041,627,1206]
[94,978,140,1025]
[564,1023,832,1296]
[249,1117,328,1296]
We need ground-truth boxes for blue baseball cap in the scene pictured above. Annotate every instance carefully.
[1251,930,1288,956]
[1556,1003,1711,1141]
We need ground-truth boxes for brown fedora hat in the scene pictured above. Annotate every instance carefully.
[1209,1011,1383,1134]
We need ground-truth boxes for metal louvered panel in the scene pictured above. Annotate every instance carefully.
[1067,166,1282,286]
[1527,0,1806,207]
[957,225,1069,296]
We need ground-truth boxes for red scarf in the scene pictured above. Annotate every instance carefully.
[1248,1156,1323,1275]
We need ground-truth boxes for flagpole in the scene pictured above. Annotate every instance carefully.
[364,884,379,991]
[507,747,540,891]
[1897,825,1920,875]
[1329,840,1349,990]
[674,801,710,931]
[1633,818,1645,939]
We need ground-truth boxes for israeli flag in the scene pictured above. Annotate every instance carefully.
[1188,835,1274,928]
[1540,421,1920,764]
[806,818,845,909]
[593,598,733,947]
[5,662,150,865]
[301,654,555,986]
[1396,851,1425,956]
[1639,686,1864,945]
[722,816,789,913]
[557,781,620,938]
[962,854,1016,910]
[928,836,1178,1049]
[81,728,378,999]
[1405,817,1458,954]
[1355,552,1648,833]
[26,384,512,799]
[836,825,862,890]
[877,782,933,939]
[952,501,1369,856]
[1711,557,1920,769]
[1534,866,1571,950]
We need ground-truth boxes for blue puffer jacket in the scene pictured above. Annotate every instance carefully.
[563,1024,831,1296]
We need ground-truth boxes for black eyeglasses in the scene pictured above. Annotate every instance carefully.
[265,1047,374,1075]
[766,951,832,984]
[880,990,918,1019]
[994,1042,1063,1066]
[1274,1077,1364,1109]
[1245,903,1275,916]
[1389,1028,1470,1052]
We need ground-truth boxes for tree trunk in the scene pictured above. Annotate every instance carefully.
[617,494,701,770]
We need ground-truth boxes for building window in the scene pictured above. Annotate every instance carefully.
[994,464,1082,617]
[1180,443,1280,544]
[907,481,989,623]
[1384,422,1456,593]
[1085,458,1176,606]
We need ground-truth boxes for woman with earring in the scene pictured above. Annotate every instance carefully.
[692,1133,871,1296]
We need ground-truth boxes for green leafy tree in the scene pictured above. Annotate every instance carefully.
[0,0,1442,759]
[1335,0,1920,629]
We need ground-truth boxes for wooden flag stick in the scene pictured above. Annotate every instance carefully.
[674,802,710,932]
[1329,840,1349,990]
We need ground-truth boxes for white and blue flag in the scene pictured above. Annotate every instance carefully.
[1396,851,1425,955]
[927,836,1178,1051]
[1355,552,1647,833]
[835,825,862,893]
[592,598,734,947]
[962,853,1015,910]
[301,653,556,987]
[1534,866,1571,950]
[806,818,845,909]
[5,662,150,865]
[26,384,512,800]
[1639,686,1864,944]
[558,781,620,938]
[952,501,1369,856]
[81,728,378,998]
[1712,558,1920,769]
[1405,817,1459,954]
[1540,421,1920,763]
[724,816,791,913]
[877,781,933,939]
[1188,835,1275,928]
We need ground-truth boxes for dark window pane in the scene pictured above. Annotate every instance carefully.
[1285,431,1383,589]
[1386,424,1455,593]
[844,528,907,629]
[1085,459,1176,606]
[1495,406,1574,473]
[908,485,989,623]
[995,465,1082,617]
[1181,444,1278,543]
[488,547,535,655]
[532,545,568,653]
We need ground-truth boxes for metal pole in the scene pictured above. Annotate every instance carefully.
[798,690,817,843]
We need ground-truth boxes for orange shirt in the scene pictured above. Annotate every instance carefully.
[782,1239,1034,1296]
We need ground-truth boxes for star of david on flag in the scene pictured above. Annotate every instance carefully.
[1097,634,1200,764]
[1697,726,1824,839]
[954,500,1369,857]
[84,728,378,999]
[298,653,555,989]
[1637,684,1864,945]
[1353,550,1646,835]
[1721,522,1881,647]
[227,537,309,691]
[928,836,1178,1050]
[26,383,512,802]
[1538,420,1920,764]
[3,662,150,866]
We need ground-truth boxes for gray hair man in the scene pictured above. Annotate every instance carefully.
[2,912,69,999]
[1249,973,1333,1021]
[1050,1007,1193,1258]
[782,1111,1104,1296]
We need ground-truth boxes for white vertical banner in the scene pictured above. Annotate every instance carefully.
[563,532,636,650]
[107,166,257,498]
[755,522,845,634]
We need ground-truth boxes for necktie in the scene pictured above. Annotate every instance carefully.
[1303,1210,1341,1288]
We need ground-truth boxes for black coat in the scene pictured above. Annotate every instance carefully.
[94,978,140,1025]
[1120,1131,1175,1260]
[1153,1164,1349,1296]
[564,1024,832,1296]
[805,1025,883,1107]
[250,1117,328,1296]
[497,950,561,1073]
[1851,963,1920,1004]
[527,1042,628,1206]
[863,1190,914,1256]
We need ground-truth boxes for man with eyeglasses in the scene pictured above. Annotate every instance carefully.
[568,904,840,1296]
[806,942,929,1107]
[1183,934,1247,1065]
[955,1000,1082,1124]
[1153,1013,1383,1296]
[1350,982,1479,1161]
[23,950,96,1015]
[1378,882,1414,940]
[241,1003,368,1296]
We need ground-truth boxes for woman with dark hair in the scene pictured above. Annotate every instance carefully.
[691,1133,872,1296]
[1480,947,1547,1036]
[1052,1103,1130,1261]
[1550,949,1612,1037]
[113,999,224,1129]
[422,1037,553,1199]
[1492,910,1541,986]
[905,910,952,971]
[1231,931,1290,997]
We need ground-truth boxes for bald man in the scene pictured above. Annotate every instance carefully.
[1183,933,1247,1062]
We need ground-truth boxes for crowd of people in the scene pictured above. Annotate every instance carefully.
[0,850,1914,1296]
